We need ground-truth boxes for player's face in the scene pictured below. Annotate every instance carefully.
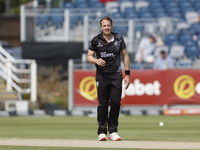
[100,19,113,35]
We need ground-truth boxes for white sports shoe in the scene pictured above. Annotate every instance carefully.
[98,133,107,141]
[109,132,121,141]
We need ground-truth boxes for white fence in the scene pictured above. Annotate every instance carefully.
[0,46,37,102]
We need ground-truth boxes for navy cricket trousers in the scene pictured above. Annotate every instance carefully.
[96,73,122,135]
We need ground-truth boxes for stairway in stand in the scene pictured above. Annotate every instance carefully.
[0,77,19,110]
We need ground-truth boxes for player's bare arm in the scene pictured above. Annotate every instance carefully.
[121,49,130,89]
[87,49,106,66]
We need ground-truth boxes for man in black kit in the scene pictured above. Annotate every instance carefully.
[87,16,130,141]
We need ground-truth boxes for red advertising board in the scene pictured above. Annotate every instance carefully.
[74,69,200,107]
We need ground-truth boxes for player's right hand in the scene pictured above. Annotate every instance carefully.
[95,58,106,66]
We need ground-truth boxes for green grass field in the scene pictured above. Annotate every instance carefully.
[0,115,199,150]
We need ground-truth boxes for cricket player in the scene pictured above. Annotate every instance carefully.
[87,16,130,141]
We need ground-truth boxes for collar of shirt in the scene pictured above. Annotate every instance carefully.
[98,32,119,41]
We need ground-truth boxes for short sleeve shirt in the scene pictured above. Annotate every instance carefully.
[138,38,157,59]
[89,32,126,74]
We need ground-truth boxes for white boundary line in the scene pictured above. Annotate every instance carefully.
[0,138,200,149]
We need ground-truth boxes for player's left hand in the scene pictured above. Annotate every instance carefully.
[124,75,130,89]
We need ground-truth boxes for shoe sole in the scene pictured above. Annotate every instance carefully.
[99,137,107,141]
[109,137,121,141]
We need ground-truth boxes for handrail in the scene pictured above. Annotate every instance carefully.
[0,46,37,102]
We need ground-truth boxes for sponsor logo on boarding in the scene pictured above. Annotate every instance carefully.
[79,76,97,101]
[121,79,161,98]
[79,77,162,100]
[174,75,200,99]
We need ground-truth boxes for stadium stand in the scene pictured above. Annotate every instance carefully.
[32,0,200,68]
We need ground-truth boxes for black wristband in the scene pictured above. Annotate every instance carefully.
[125,70,130,75]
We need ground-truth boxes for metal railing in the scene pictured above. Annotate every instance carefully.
[0,46,37,102]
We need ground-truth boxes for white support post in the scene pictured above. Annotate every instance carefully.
[20,5,26,42]
[128,19,134,53]
[68,59,74,112]
[84,14,89,51]
[30,60,37,102]
[46,0,51,9]
[64,9,70,42]
[6,62,12,91]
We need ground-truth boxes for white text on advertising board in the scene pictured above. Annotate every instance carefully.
[121,79,161,98]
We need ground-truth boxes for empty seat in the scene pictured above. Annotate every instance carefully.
[123,12,138,18]
[75,3,89,8]
[180,34,193,43]
[190,23,200,32]
[170,45,185,59]
[89,2,104,8]
[112,12,123,18]
[113,26,128,35]
[36,15,49,26]
[50,15,64,28]
[165,34,178,45]
[184,40,197,47]
[75,0,88,3]
[140,12,154,18]
[185,46,199,59]
[63,2,75,8]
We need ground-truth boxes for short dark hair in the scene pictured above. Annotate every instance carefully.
[100,16,113,26]
[160,50,166,54]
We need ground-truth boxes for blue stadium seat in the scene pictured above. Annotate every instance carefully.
[75,3,89,8]
[134,25,144,33]
[124,7,136,13]
[180,34,193,44]
[139,7,151,14]
[185,46,199,59]
[182,7,196,15]
[190,23,200,32]
[50,15,64,29]
[36,15,49,28]
[113,26,128,36]
[70,16,79,28]
[162,0,176,5]
[89,2,104,8]
[112,12,123,18]
[63,2,75,8]
[75,0,88,3]
[155,12,168,18]
[178,29,194,36]
[152,8,166,16]
[140,13,154,18]
[165,2,179,9]
[180,1,193,9]
[165,34,178,43]
[124,12,138,18]
[149,2,163,10]
[194,3,200,11]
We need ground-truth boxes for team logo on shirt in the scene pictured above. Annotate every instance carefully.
[97,42,103,47]
[114,41,119,47]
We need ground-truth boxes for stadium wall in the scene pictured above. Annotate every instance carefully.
[22,42,83,68]
[0,16,20,46]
